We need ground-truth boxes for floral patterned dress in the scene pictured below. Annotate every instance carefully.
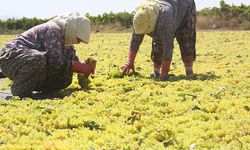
[0,21,78,97]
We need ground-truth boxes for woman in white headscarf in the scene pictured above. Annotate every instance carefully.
[121,0,196,80]
[0,12,96,98]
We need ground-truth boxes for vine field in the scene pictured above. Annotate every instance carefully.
[0,31,249,149]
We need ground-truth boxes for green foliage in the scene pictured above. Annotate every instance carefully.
[1,1,249,34]
[86,11,134,28]
[0,12,134,33]
[197,0,250,29]
[0,17,49,32]
[0,31,250,149]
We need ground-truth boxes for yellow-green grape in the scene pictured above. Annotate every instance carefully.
[77,73,90,89]
[108,69,124,78]
[77,58,96,89]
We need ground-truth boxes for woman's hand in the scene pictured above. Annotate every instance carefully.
[121,50,137,75]
[121,62,135,75]
[72,60,96,77]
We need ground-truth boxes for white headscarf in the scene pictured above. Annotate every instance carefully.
[133,0,160,34]
[50,12,91,45]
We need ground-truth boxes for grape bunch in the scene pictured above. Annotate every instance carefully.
[77,58,96,89]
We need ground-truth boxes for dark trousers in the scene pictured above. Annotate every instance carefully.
[0,47,72,97]
[151,1,196,65]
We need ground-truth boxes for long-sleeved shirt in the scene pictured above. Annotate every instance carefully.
[4,21,78,71]
[130,0,196,60]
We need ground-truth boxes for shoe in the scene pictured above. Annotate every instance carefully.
[149,72,160,78]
